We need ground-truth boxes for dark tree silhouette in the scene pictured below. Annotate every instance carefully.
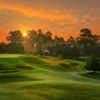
[76,28,100,58]
[6,30,23,43]
[0,42,7,53]
[27,30,37,53]
[36,29,45,53]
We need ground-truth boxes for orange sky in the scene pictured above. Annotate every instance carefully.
[0,0,100,42]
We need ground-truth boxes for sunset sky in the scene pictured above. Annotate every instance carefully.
[0,0,100,42]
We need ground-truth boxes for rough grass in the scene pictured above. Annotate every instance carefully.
[0,54,100,100]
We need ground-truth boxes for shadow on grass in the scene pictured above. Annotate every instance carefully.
[0,74,40,83]
[20,83,100,100]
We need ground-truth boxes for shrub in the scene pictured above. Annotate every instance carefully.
[85,55,100,73]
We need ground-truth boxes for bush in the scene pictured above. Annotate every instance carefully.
[85,55,100,73]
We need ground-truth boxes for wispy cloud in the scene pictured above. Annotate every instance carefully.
[0,0,100,42]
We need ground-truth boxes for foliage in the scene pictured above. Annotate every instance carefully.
[6,30,23,43]
[76,28,100,58]
[0,28,99,59]
[7,43,24,53]
[85,55,100,72]
[0,42,24,54]
[0,42,7,53]
[56,46,80,59]
[67,36,75,45]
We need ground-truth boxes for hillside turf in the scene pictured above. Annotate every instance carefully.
[0,54,100,100]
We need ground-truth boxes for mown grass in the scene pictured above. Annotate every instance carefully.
[39,56,59,61]
[0,54,48,70]
[20,83,100,100]
[0,54,100,100]
[80,73,100,80]
[21,55,48,63]
[0,74,39,83]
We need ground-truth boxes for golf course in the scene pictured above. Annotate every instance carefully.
[0,54,100,100]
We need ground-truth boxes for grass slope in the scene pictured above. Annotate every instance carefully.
[0,54,48,70]
[0,54,100,100]
[80,73,100,80]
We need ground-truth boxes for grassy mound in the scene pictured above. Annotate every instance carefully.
[0,54,100,100]
[0,54,48,70]
[64,59,86,71]
[21,55,48,63]
[0,54,35,70]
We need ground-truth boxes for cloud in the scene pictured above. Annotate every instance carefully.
[0,0,100,42]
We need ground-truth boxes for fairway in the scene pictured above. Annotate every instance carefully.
[0,54,100,100]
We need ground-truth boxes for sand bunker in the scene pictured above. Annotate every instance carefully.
[29,59,64,65]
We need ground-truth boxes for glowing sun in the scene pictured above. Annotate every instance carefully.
[23,33,27,36]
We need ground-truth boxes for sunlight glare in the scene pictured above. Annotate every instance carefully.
[23,33,27,36]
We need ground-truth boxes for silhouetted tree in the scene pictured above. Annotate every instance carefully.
[7,43,24,53]
[27,30,37,53]
[45,31,53,47]
[6,30,23,43]
[54,35,65,45]
[70,47,80,59]
[0,42,7,53]
[67,36,75,45]
[36,29,45,53]
[76,28,100,58]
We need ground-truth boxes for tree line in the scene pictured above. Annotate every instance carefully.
[0,28,100,59]
[58,28,100,59]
